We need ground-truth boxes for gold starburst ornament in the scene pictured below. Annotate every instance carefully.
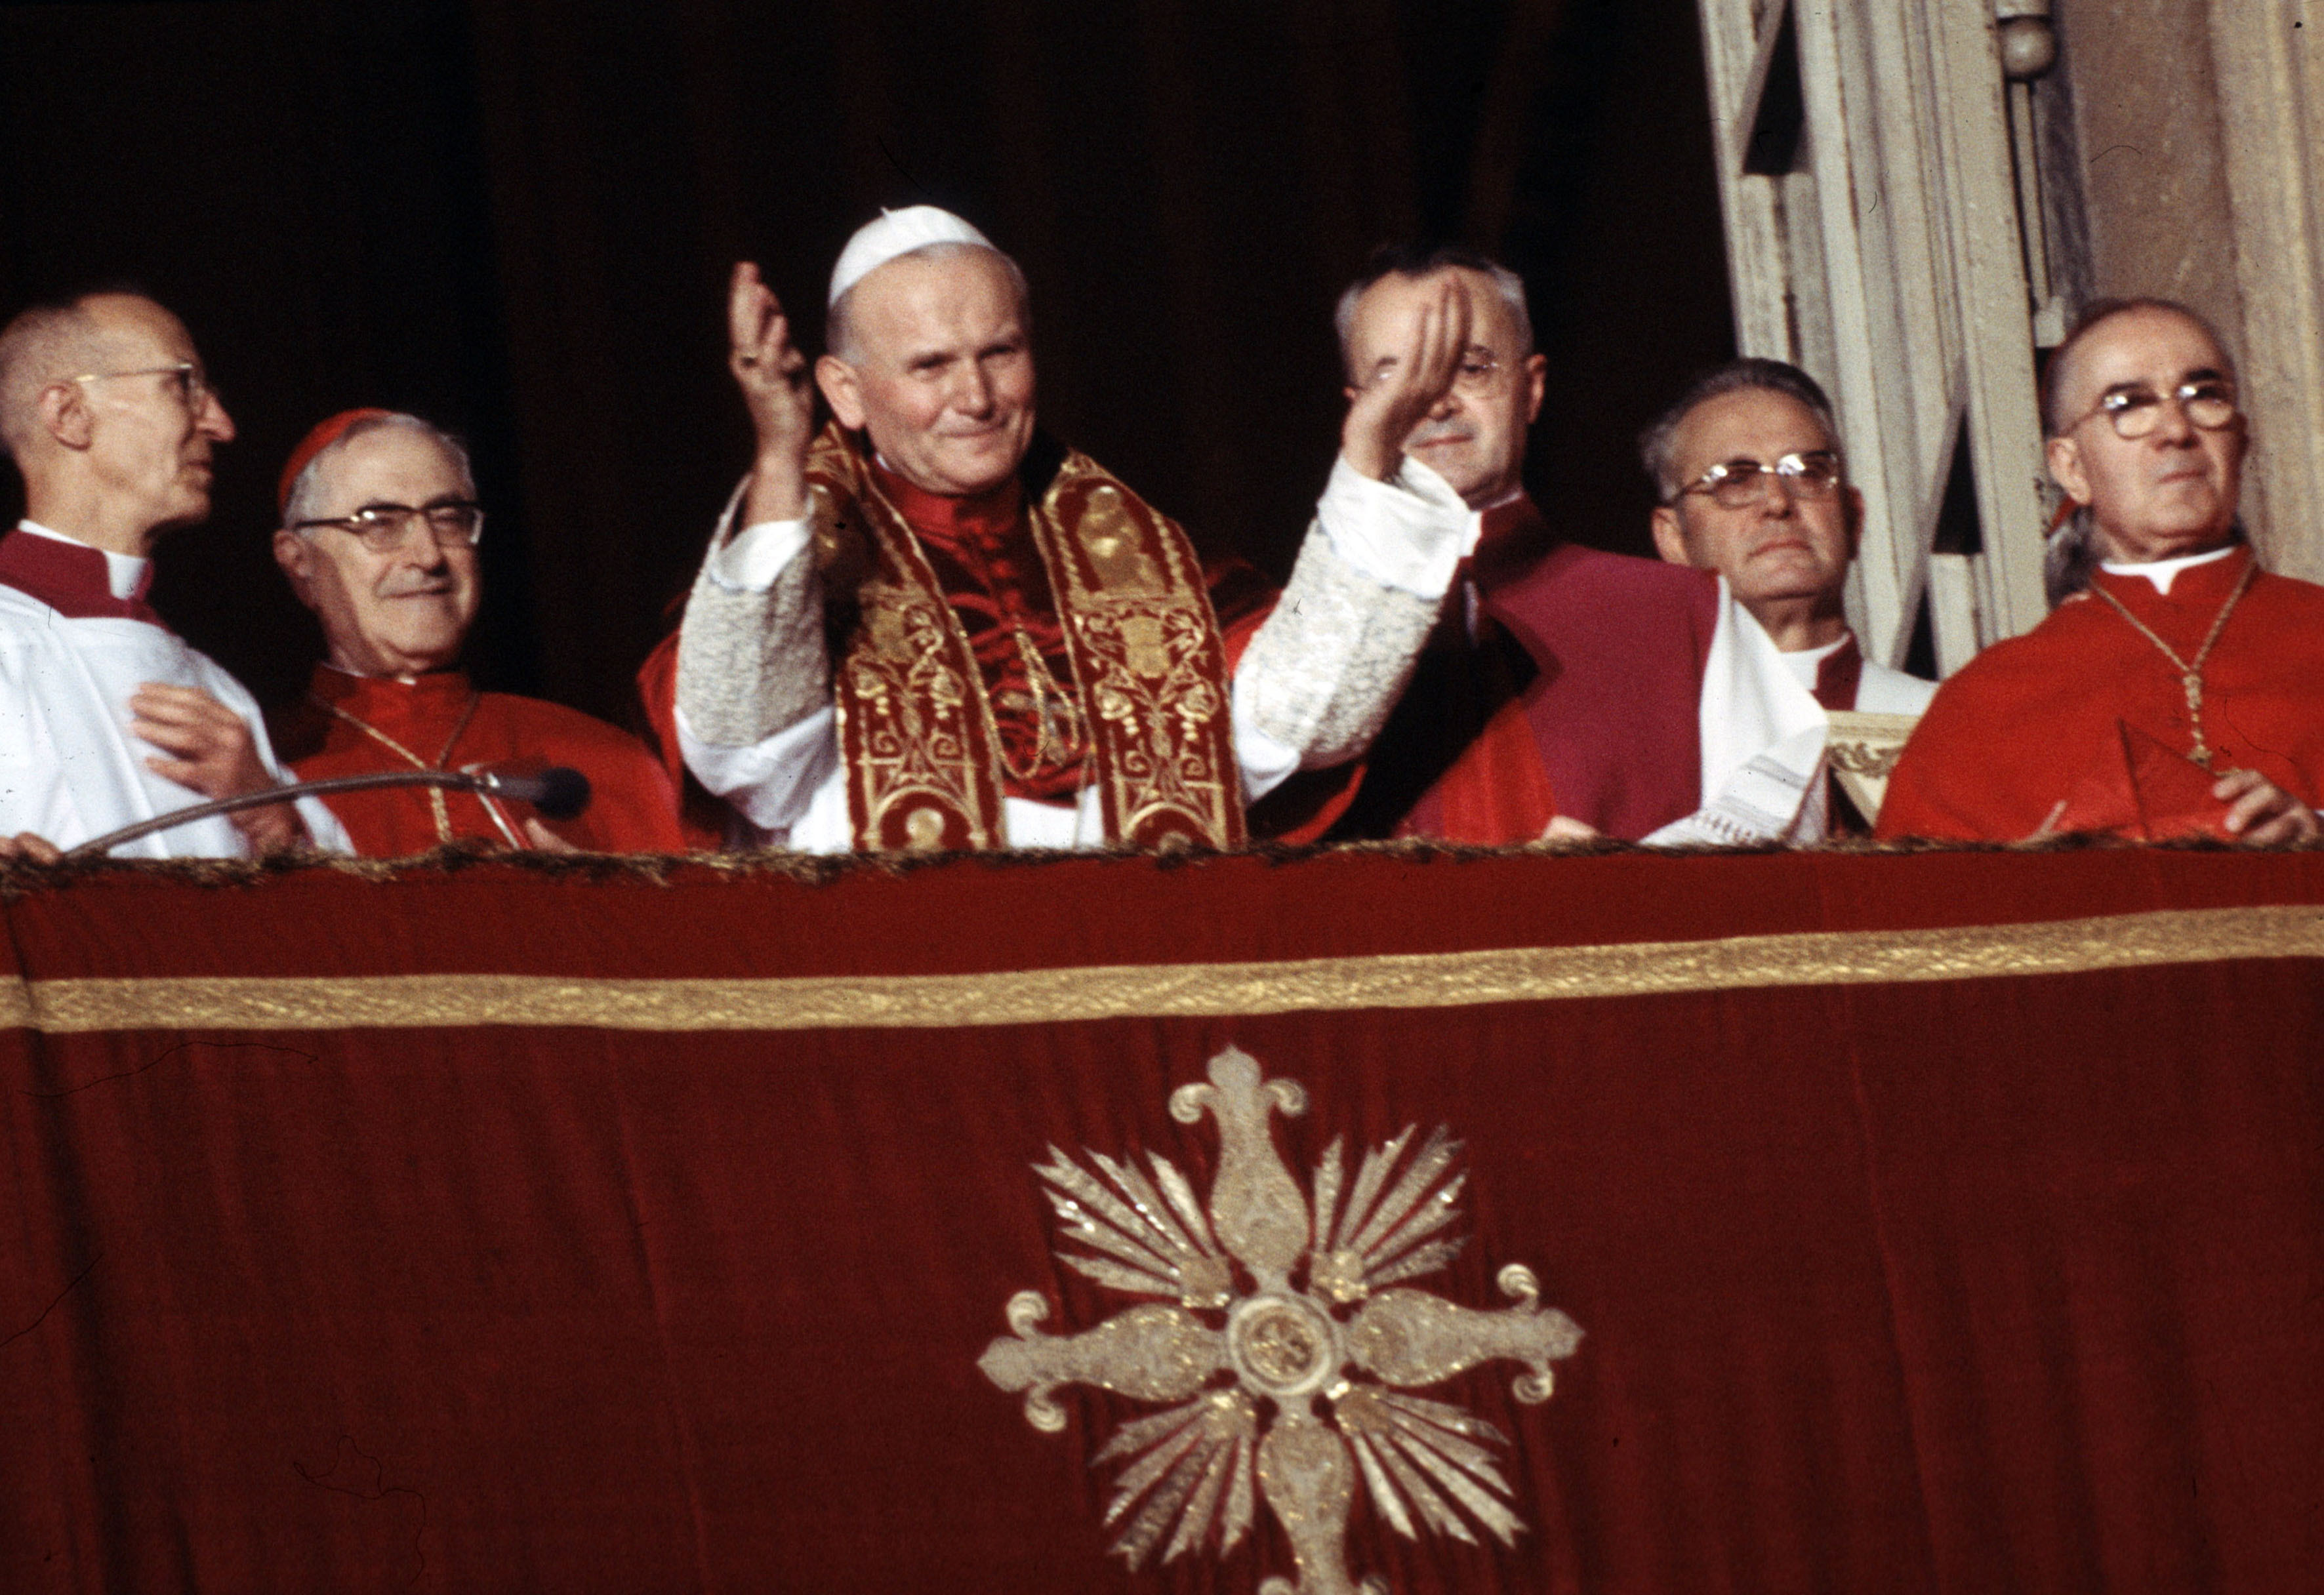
[979,1047,1582,1594]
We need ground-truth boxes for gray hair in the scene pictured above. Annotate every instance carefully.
[824,241,1031,366]
[1334,243,1534,384]
[281,412,477,528]
[1637,357,1841,502]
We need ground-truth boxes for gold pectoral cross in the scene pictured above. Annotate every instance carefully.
[2182,672,2214,771]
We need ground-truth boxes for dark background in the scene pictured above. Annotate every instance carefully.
[0,0,1732,731]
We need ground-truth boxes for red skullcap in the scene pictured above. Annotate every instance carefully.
[279,408,393,517]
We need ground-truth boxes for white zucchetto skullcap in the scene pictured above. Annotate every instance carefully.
[827,206,997,306]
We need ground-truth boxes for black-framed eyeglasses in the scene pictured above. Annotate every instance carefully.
[291,501,485,552]
[68,361,216,412]
[2063,377,2240,441]
[1673,451,1843,509]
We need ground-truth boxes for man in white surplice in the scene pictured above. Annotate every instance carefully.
[663,207,1494,851]
[0,291,346,859]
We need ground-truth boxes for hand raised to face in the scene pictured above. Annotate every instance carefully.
[1341,277,1473,487]
[728,262,816,523]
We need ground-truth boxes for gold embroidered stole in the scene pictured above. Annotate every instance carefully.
[807,426,1245,852]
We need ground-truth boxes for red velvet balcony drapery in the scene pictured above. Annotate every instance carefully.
[2,846,2320,1594]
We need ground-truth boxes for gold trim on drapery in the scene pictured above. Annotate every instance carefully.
[2,905,2317,1034]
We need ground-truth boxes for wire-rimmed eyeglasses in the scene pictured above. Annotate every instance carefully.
[1672,451,1843,510]
[2061,378,2240,441]
[1360,349,1507,396]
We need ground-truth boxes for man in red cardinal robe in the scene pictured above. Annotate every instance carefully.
[643,207,1479,853]
[1321,246,1833,847]
[267,410,686,856]
[1877,298,2324,845]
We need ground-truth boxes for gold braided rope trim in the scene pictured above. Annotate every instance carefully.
[0,904,2317,1034]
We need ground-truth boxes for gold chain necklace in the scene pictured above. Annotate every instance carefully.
[992,626,1088,782]
[2085,557,2256,771]
[308,686,519,846]
[940,525,1088,784]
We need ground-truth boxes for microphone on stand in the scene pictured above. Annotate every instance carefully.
[61,766,594,861]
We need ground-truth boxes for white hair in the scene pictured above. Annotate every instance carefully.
[281,413,476,528]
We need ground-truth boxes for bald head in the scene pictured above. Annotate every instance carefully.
[0,294,127,460]
[0,292,235,555]
[2042,299,2245,563]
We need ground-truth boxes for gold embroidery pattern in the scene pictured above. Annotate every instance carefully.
[814,427,1242,851]
[1827,740,1907,778]
[979,1047,1580,1592]
[813,431,1003,851]
[1823,710,1921,828]
[1035,466,1245,851]
[4,904,2315,1034]
[845,581,996,851]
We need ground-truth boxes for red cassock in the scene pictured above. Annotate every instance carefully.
[271,666,688,856]
[1877,547,2324,841]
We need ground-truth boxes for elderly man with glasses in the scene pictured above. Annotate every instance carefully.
[1646,359,1934,721]
[1879,298,2324,843]
[1323,246,1837,845]
[0,289,346,860]
[267,409,685,855]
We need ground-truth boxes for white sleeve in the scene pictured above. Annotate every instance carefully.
[1231,454,1475,799]
[705,517,815,594]
[675,701,841,837]
[1313,453,1477,594]
[673,479,834,838]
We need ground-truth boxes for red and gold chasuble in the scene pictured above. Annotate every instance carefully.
[807,426,1244,851]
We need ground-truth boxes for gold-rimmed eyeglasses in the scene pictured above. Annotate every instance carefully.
[1673,451,1843,509]
[290,501,485,552]
[2062,377,2240,441]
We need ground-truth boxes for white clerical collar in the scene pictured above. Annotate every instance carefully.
[16,519,151,602]
[1779,632,1850,691]
[1449,481,1525,563]
[2099,543,2237,596]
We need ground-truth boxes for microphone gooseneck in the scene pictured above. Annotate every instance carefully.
[60,767,596,860]
[472,766,593,822]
